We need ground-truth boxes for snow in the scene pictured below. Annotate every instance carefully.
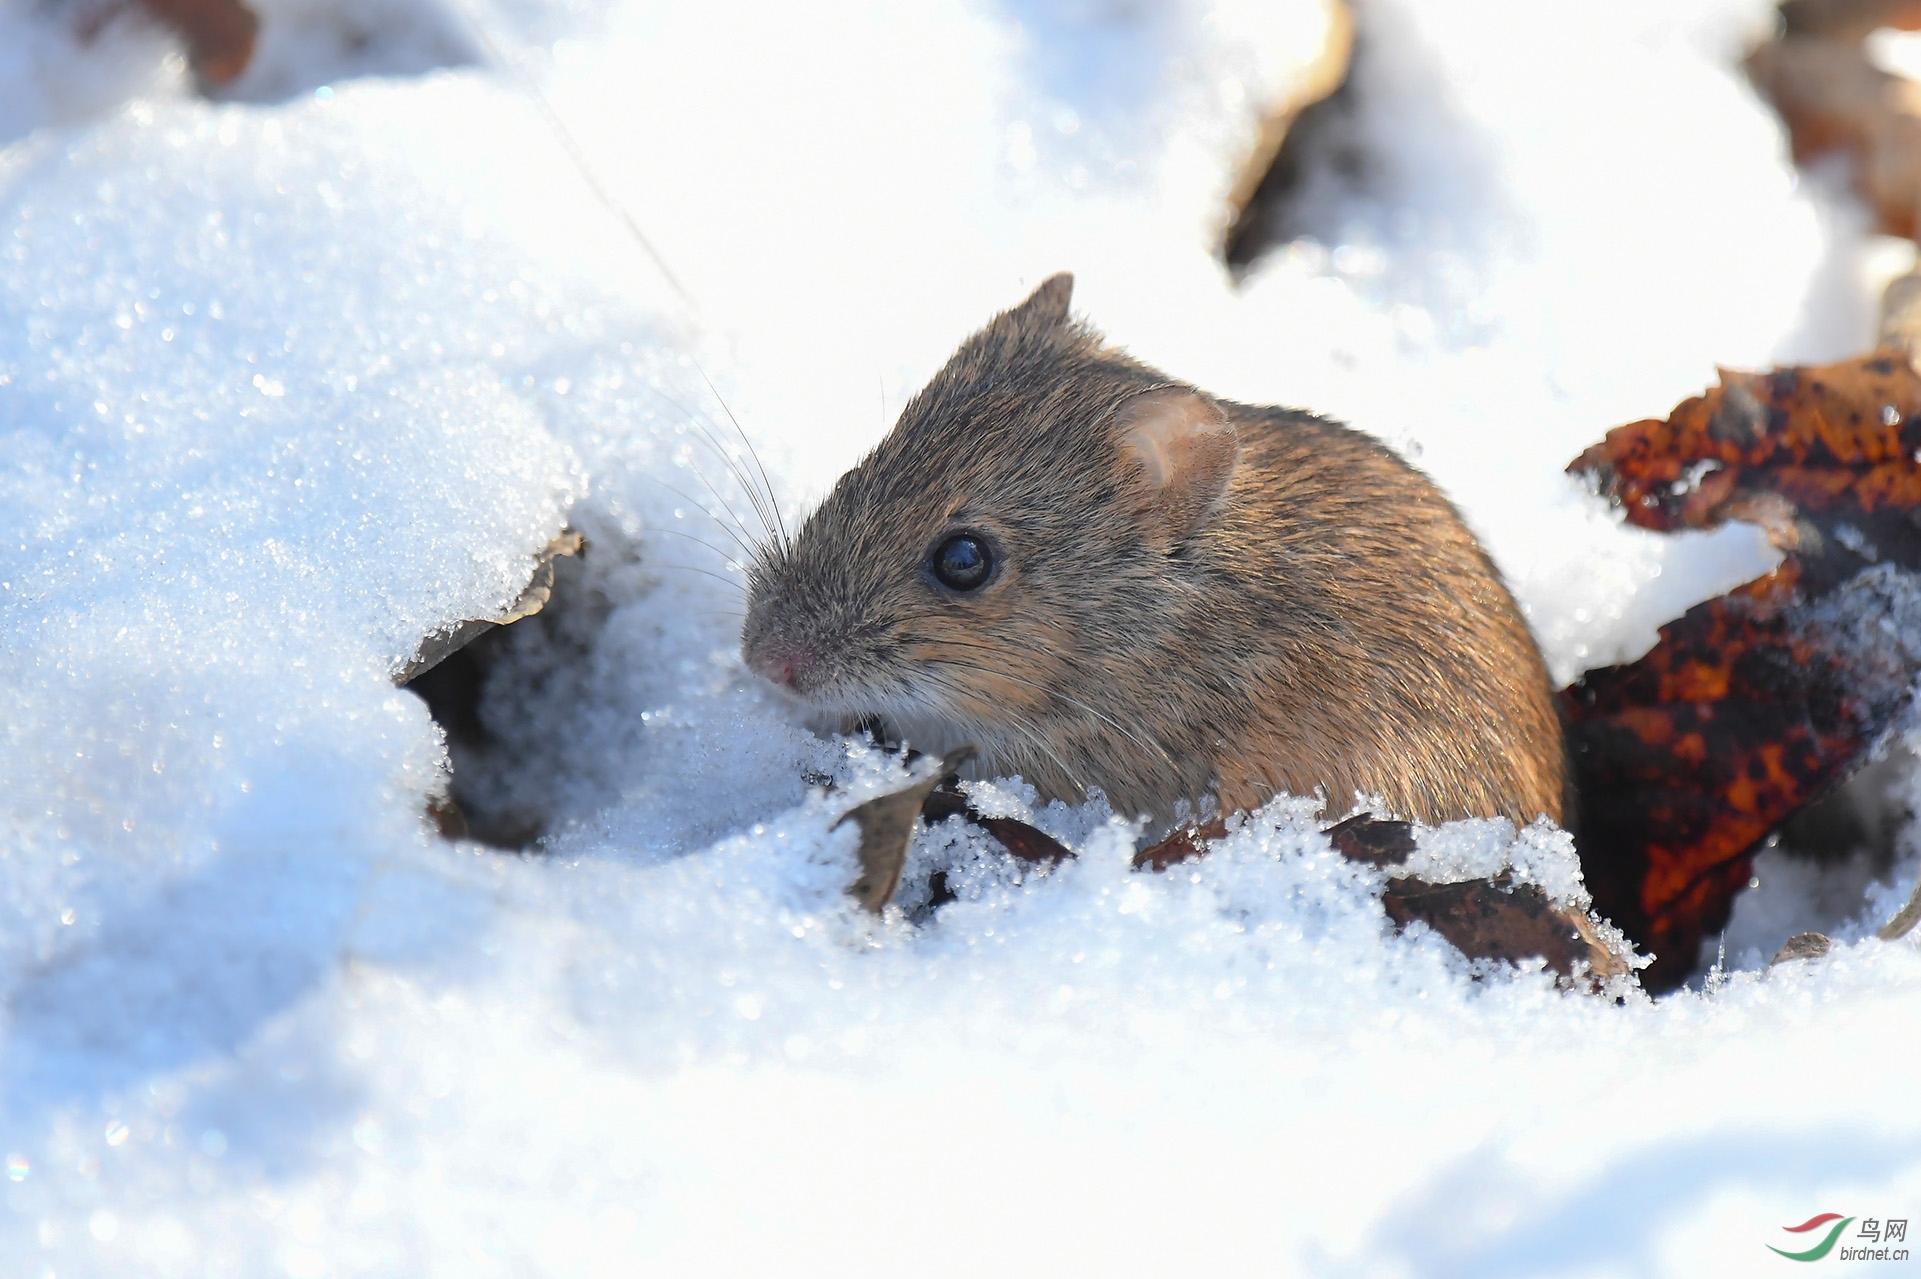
[1,0,1918,1274]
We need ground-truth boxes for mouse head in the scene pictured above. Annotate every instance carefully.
[740,273,1240,752]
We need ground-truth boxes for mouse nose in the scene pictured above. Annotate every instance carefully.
[748,643,814,691]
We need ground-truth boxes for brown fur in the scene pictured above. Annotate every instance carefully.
[741,274,1567,827]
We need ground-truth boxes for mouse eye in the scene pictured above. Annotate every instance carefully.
[931,532,992,591]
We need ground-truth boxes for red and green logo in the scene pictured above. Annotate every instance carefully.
[1769,1213,1855,1262]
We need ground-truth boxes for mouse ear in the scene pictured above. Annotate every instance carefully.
[1013,273,1074,326]
[1114,389,1240,541]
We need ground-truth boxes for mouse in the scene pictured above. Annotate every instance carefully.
[740,273,1568,829]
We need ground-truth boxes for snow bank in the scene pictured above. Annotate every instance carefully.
[0,2,181,149]
[1,0,1918,1275]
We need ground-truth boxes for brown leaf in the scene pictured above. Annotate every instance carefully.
[1570,355,1921,555]
[1220,0,1355,258]
[1323,813,1416,866]
[398,531,583,685]
[837,746,977,913]
[134,0,259,85]
[1132,814,1629,986]
[919,782,1074,865]
[973,815,1073,865]
[1561,563,1879,992]
[1746,34,1921,239]
[1780,0,1921,42]
[1880,874,1921,939]
[1567,354,1921,990]
[1381,875,1632,983]
[1132,817,1227,871]
[1770,931,1834,963]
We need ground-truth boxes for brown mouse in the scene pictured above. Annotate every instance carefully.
[740,274,1568,828]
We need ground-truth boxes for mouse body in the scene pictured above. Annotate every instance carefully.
[741,274,1567,828]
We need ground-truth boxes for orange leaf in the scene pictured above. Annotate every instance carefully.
[1567,353,1921,990]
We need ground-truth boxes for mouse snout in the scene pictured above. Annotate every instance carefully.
[745,640,816,692]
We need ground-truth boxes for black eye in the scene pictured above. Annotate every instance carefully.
[931,532,992,591]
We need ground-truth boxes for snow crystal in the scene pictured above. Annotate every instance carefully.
[1401,817,1591,910]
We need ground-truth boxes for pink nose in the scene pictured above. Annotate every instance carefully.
[749,645,811,689]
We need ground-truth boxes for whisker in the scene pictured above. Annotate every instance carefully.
[651,563,749,593]
[919,669,1091,799]
[642,379,781,539]
[632,465,761,561]
[678,454,768,558]
[919,636,1168,744]
[926,649,1177,769]
[684,417,780,547]
[693,361,789,554]
[638,524,751,566]
[637,383,781,546]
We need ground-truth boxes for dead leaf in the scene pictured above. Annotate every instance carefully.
[1380,875,1632,983]
[921,783,1074,866]
[135,0,259,85]
[1130,813,1629,985]
[1881,874,1921,938]
[398,531,583,685]
[838,746,977,913]
[1779,0,1921,42]
[1569,355,1921,570]
[1323,812,1417,865]
[1560,565,1886,990]
[1220,0,1355,257]
[1770,930,1834,962]
[1568,354,1921,990]
[1132,817,1228,871]
[1747,30,1921,239]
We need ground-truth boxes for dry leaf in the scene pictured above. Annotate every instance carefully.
[398,531,583,685]
[1770,930,1835,963]
[1380,876,1632,983]
[1747,21,1921,238]
[1880,875,1921,938]
[1568,353,1921,989]
[1779,0,1921,40]
[135,0,259,85]
[1131,817,1227,871]
[1323,812,1418,865]
[1130,813,1629,985]
[1219,0,1355,255]
[920,783,1073,865]
[1569,355,1921,564]
[837,746,977,913]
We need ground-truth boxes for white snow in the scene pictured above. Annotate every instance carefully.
[2,0,1919,1275]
